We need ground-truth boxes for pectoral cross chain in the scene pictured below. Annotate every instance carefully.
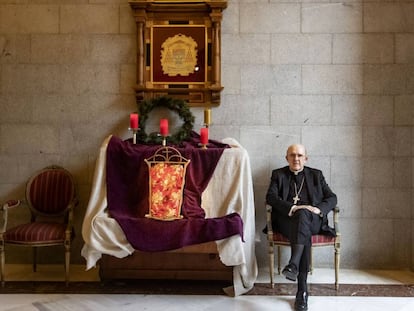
[293,177,305,205]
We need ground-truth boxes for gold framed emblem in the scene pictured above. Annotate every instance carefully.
[129,1,227,107]
[152,25,207,84]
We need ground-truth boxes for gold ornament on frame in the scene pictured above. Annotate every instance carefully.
[160,34,198,77]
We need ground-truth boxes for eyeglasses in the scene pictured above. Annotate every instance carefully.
[287,153,305,159]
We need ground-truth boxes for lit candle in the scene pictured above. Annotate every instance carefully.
[200,127,209,145]
[160,118,169,136]
[204,108,211,126]
[130,113,139,129]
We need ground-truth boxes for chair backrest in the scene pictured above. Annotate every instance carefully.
[144,146,190,221]
[26,166,76,217]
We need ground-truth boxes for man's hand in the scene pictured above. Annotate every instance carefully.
[293,205,321,215]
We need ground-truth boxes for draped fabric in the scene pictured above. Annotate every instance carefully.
[105,133,244,252]
[81,135,258,296]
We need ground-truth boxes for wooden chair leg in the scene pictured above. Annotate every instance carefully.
[310,247,313,275]
[335,245,340,290]
[277,246,282,274]
[269,241,274,288]
[0,243,5,287]
[32,247,37,273]
[65,243,70,286]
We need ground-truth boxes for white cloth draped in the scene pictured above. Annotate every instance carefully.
[81,135,258,296]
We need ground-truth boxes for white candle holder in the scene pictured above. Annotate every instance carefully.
[128,127,139,144]
[157,133,169,146]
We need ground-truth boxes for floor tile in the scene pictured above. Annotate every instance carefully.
[1,265,414,311]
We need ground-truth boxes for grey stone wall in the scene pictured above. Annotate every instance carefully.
[1,1,413,272]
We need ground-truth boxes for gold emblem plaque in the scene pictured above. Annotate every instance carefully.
[161,34,198,77]
[152,25,206,84]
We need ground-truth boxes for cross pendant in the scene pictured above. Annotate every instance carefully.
[293,195,299,204]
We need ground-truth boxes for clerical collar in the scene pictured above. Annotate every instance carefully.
[290,168,304,175]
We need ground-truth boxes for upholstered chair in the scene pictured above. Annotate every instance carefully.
[266,204,340,290]
[0,165,78,286]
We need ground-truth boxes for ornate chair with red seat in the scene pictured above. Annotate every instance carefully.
[266,204,340,290]
[0,165,78,286]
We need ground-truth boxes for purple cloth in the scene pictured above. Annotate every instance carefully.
[106,133,244,252]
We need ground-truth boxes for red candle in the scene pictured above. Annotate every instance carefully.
[160,118,169,136]
[200,127,209,145]
[130,113,139,129]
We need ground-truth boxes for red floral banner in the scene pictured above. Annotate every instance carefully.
[147,163,186,220]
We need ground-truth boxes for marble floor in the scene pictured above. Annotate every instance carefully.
[1,265,414,311]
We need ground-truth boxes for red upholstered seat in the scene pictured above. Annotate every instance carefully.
[272,232,289,244]
[266,205,341,290]
[311,233,336,245]
[4,223,66,244]
[272,232,336,245]
[0,165,78,286]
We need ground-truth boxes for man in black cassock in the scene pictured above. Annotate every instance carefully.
[266,144,337,311]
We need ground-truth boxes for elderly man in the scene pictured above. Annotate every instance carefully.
[266,144,337,311]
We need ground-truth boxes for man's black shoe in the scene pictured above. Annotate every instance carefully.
[282,263,298,281]
[294,291,308,311]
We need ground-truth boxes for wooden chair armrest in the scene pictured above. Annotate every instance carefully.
[333,206,340,236]
[2,200,21,210]
[1,200,22,233]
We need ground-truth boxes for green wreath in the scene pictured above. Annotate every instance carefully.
[136,96,195,145]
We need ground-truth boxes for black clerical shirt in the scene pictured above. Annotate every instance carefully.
[287,171,310,205]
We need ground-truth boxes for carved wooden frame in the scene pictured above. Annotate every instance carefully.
[129,0,227,107]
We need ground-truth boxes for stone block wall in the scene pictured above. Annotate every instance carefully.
[0,1,413,271]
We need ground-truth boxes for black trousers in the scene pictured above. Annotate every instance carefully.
[272,209,322,273]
